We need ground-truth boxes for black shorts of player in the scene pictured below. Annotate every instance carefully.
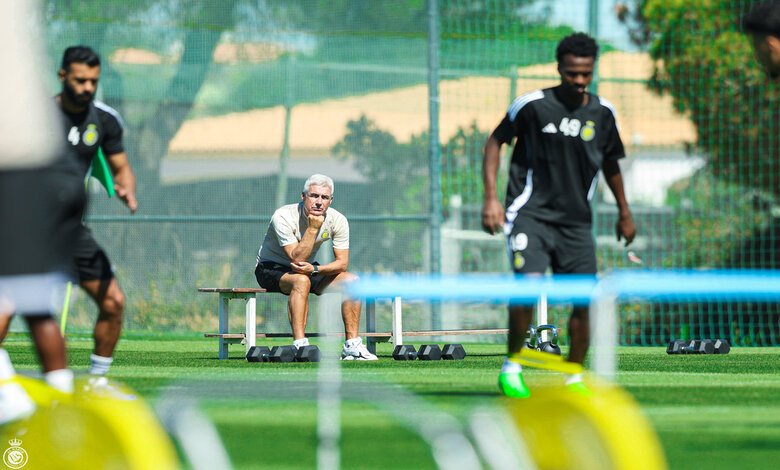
[507,214,597,275]
[255,261,329,294]
[73,223,115,281]
[0,164,84,277]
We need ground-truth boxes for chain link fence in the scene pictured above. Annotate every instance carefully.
[31,0,779,346]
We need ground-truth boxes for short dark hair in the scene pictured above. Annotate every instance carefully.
[555,33,599,63]
[742,1,780,36]
[60,46,101,71]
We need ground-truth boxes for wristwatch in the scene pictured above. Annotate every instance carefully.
[311,265,319,276]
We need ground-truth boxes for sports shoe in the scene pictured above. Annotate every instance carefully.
[565,381,593,397]
[0,382,36,424]
[498,372,531,398]
[292,338,310,350]
[341,339,378,361]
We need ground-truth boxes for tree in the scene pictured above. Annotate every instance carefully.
[46,0,240,191]
[617,1,780,345]
[618,0,779,198]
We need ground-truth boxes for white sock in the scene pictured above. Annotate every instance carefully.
[89,354,113,375]
[345,337,362,349]
[45,369,74,393]
[0,349,16,380]
[501,358,522,374]
[565,373,583,386]
[293,338,309,349]
[0,382,35,424]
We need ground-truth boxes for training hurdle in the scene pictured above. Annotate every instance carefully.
[348,270,780,379]
[198,287,511,359]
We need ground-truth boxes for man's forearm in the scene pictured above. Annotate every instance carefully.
[603,161,631,215]
[482,137,501,200]
[108,152,135,192]
[606,175,630,215]
[289,228,319,261]
[317,259,348,276]
[113,166,136,194]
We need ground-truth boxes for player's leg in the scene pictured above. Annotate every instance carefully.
[313,271,377,360]
[24,314,73,393]
[80,277,125,374]
[499,304,534,398]
[0,346,35,424]
[312,271,361,339]
[564,306,592,395]
[0,166,81,422]
[278,272,312,341]
[551,224,597,394]
[0,314,11,344]
[0,312,33,424]
[502,216,552,397]
[567,306,589,364]
[72,225,125,375]
[255,262,311,348]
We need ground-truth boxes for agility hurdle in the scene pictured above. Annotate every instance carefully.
[347,270,780,379]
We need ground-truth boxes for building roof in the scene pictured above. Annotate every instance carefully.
[167,51,696,156]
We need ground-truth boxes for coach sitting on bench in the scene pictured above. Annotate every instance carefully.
[254,174,377,360]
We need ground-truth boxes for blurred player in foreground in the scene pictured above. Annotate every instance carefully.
[0,1,83,423]
[0,46,138,380]
[254,174,377,360]
[481,33,636,398]
[743,1,780,80]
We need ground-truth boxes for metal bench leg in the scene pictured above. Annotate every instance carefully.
[218,294,230,360]
[392,296,403,347]
[245,294,256,354]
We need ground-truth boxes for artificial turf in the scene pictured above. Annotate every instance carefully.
[4,332,780,469]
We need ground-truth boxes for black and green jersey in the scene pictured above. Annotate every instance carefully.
[491,86,625,227]
[58,99,124,178]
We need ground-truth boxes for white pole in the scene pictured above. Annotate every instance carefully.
[244,295,256,353]
[591,289,617,381]
[392,297,403,347]
[536,292,548,342]
[317,292,342,470]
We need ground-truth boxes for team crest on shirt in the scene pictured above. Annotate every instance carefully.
[83,124,99,146]
[513,252,525,270]
[321,231,329,240]
[580,120,596,142]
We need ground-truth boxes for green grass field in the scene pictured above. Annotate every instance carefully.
[5,332,780,470]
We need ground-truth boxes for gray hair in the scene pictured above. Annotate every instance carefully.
[302,174,334,195]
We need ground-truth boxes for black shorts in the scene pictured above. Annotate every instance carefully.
[507,214,596,275]
[0,163,85,313]
[73,224,114,281]
[0,164,84,277]
[255,261,328,294]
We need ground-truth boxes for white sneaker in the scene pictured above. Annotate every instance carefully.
[292,338,310,350]
[0,382,35,424]
[341,339,378,361]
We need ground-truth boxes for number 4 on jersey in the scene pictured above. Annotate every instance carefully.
[68,126,80,145]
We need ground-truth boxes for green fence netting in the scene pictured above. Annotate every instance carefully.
[27,0,780,347]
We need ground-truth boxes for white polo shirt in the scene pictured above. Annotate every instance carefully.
[256,202,349,266]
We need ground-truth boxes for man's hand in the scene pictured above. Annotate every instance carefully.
[291,261,314,275]
[616,213,636,246]
[481,197,505,235]
[307,214,324,231]
[114,184,137,213]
